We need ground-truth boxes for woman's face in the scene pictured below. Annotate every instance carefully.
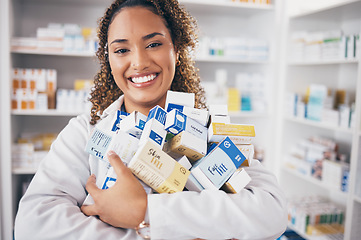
[107,6,177,113]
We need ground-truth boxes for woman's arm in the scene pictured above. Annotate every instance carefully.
[147,160,288,240]
[82,148,288,240]
[14,115,143,240]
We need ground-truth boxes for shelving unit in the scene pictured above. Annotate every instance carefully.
[0,0,280,239]
[277,1,361,239]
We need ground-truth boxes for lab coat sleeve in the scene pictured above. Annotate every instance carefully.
[14,115,142,240]
[148,160,288,240]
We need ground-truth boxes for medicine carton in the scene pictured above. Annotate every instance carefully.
[165,109,207,141]
[165,90,195,110]
[208,122,255,144]
[119,111,147,138]
[166,103,209,126]
[111,110,130,132]
[139,106,167,148]
[176,155,192,170]
[102,130,140,165]
[190,137,246,189]
[168,131,207,162]
[209,104,228,116]
[128,140,190,193]
[221,168,251,193]
[236,144,255,167]
[85,128,113,160]
[185,173,205,192]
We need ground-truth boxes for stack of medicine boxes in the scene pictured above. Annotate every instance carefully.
[83,90,255,205]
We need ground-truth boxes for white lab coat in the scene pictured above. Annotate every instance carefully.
[14,96,288,240]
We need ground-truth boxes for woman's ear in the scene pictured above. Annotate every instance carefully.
[175,51,180,66]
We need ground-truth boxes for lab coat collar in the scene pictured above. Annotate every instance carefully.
[100,95,124,119]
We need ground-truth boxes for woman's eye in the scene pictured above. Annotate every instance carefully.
[147,42,162,48]
[115,49,129,54]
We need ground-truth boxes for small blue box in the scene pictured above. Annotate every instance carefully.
[191,137,246,189]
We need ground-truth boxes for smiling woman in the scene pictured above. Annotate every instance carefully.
[107,7,178,115]
[89,0,207,125]
[14,0,288,239]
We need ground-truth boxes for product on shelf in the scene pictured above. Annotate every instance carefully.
[289,30,360,62]
[197,36,269,60]
[287,196,345,238]
[285,84,354,128]
[12,133,57,169]
[202,69,268,113]
[284,135,349,192]
[11,23,98,54]
[11,68,57,111]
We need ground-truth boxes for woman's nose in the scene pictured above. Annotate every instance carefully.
[131,48,150,70]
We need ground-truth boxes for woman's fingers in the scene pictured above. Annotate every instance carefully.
[107,151,129,177]
[81,204,98,216]
[85,174,100,197]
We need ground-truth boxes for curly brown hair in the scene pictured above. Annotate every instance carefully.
[89,0,207,125]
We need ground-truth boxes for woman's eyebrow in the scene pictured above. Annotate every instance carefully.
[110,38,127,45]
[142,32,164,40]
[110,32,164,46]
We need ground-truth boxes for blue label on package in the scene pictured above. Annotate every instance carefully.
[112,110,129,131]
[166,110,187,135]
[102,177,117,189]
[218,137,246,169]
[167,103,184,113]
[85,128,112,159]
[149,130,163,146]
[147,106,166,125]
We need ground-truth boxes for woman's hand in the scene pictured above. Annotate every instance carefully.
[81,151,148,229]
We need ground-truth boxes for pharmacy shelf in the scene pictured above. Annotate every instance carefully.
[287,224,316,240]
[11,48,95,57]
[196,56,269,64]
[289,0,360,19]
[12,167,38,175]
[11,109,83,116]
[287,224,344,240]
[16,0,112,6]
[288,59,359,66]
[284,116,354,134]
[282,166,348,199]
[180,0,273,13]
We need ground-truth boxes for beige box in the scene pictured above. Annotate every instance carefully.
[168,131,207,162]
[236,144,254,167]
[128,140,190,193]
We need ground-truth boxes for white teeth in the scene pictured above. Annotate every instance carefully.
[131,74,156,83]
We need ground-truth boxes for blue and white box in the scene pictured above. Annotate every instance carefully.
[191,137,246,189]
[166,103,209,127]
[165,90,195,110]
[139,105,167,148]
[111,110,130,132]
[85,128,113,160]
[165,109,207,141]
[119,111,147,139]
